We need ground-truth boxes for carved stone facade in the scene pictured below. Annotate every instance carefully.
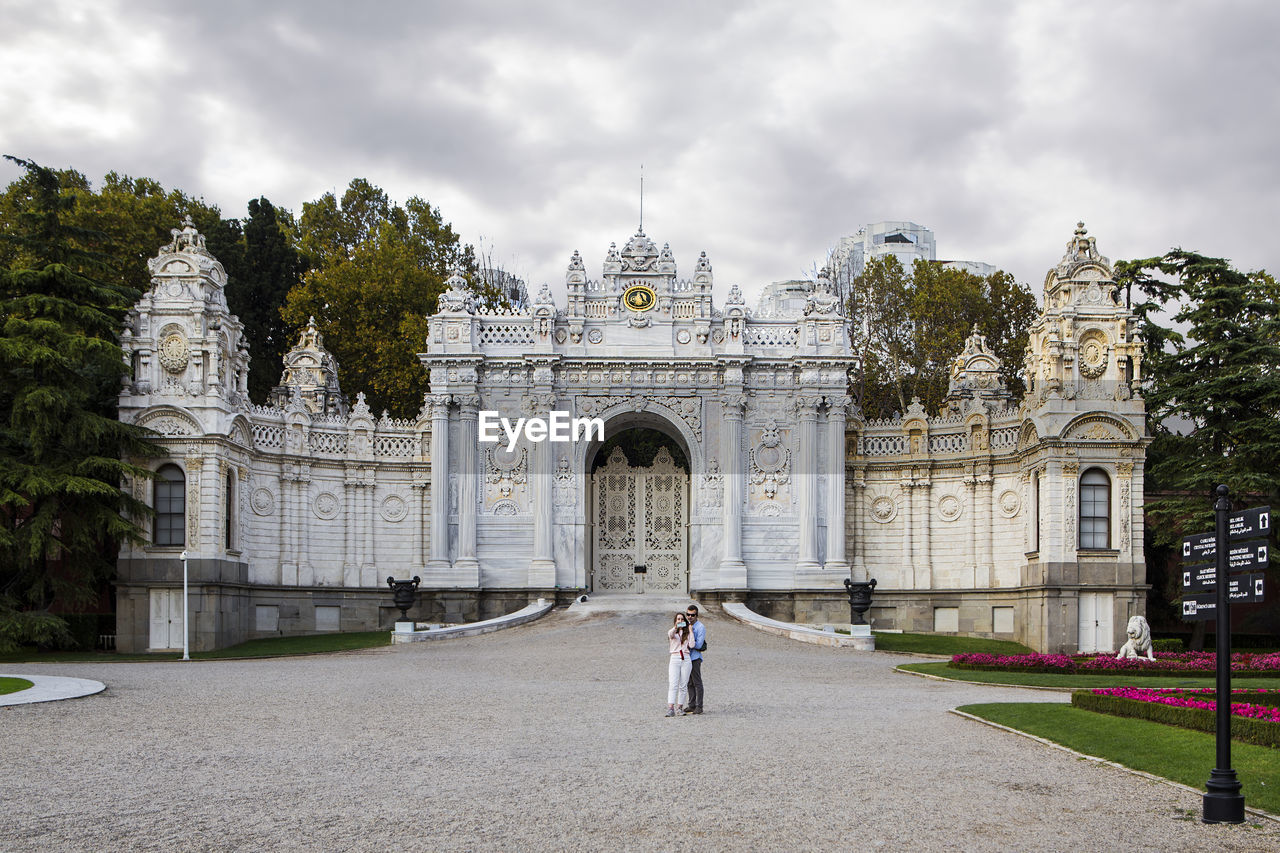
[117,221,1147,655]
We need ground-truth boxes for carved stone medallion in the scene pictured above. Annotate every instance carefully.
[251,487,275,516]
[158,333,190,373]
[998,489,1021,518]
[870,495,897,524]
[312,491,340,520]
[937,494,962,522]
[380,494,408,523]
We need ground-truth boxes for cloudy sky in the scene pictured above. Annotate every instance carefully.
[2,0,1276,301]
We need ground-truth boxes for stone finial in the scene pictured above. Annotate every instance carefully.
[160,215,210,256]
[804,268,841,317]
[270,316,347,416]
[620,229,659,272]
[1059,221,1106,269]
[726,283,745,305]
[437,268,475,314]
[350,391,372,419]
[534,281,556,306]
[962,324,989,355]
[696,251,712,273]
[567,250,585,272]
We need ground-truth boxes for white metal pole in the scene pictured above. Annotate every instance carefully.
[180,549,190,661]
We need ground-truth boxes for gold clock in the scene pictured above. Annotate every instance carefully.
[622,284,656,312]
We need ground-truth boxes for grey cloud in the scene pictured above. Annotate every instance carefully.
[2,0,1277,295]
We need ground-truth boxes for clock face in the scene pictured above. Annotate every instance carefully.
[622,284,656,312]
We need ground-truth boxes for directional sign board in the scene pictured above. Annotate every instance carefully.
[1229,506,1270,542]
[1182,568,1267,598]
[1181,537,1268,571]
[1181,576,1266,621]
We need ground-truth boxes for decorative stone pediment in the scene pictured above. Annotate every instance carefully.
[136,406,203,437]
[269,317,347,417]
[1061,413,1137,441]
[943,326,1010,413]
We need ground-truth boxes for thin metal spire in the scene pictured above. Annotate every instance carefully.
[639,164,644,231]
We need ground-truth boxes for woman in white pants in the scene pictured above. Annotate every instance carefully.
[666,613,694,716]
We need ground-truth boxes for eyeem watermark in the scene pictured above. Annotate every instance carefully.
[478,411,605,451]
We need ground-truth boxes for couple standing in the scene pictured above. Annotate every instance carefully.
[665,604,705,717]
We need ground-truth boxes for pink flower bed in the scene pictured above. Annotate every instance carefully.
[1090,687,1280,723]
[950,651,1280,675]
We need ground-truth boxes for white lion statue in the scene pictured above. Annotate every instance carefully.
[1116,614,1154,660]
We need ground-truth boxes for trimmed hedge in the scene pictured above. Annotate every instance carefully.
[949,662,1276,679]
[1152,638,1184,653]
[1071,691,1280,749]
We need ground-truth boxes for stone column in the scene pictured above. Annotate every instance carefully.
[901,480,914,588]
[719,394,747,587]
[297,463,313,586]
[453,394,481,583]
[412,470,428,570]
[916,475,931,589]
[823,396,851,575]
[964,472,977,584]
[280,462,297,585]
[359,469,376,587]
[795,395,823,582]
[426,395,452,576]
[343,466,359,587]
[529,392,556,587]
[851,470,867,581]
[979,471,994,588]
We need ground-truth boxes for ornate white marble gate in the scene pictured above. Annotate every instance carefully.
[591,447,687,593]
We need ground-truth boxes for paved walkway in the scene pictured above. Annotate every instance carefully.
[0,674,105,706]
[4,607,1276,851]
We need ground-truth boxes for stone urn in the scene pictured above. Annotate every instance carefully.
[387,575,422,621]
[843,577,877,626]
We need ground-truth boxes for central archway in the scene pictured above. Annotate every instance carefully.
[585,419,691,594]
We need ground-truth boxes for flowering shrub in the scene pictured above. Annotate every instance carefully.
[951,651,1280,677]
[1090,687,1280,721]
[1071,687,1280,748]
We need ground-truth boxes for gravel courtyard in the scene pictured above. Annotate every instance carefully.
[5,606,1277,852]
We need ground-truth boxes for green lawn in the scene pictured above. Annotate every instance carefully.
[901,661,1280,690]
[0,676,34,695]
[958,702,1280,817]
[0,631,391,663]
[872,632,1033,656]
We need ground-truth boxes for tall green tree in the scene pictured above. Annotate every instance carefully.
[844,255,1036,419]
[224,198,305,403]
[1121,251,1280,539]
[0,157,154,652]
[284,180,474,417]
[0,168,245,303]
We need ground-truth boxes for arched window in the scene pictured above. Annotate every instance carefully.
[225,469,235,550]
[1079,468,1111,549]
[154,464,186,547]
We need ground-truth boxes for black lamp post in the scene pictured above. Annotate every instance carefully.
[1202,485,1244,824]
[843,577,877,626]
[387,575,421,621]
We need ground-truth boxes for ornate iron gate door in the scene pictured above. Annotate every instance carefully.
[592,446,687,593]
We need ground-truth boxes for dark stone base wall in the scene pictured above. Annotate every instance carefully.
[696,586,1148,654]
[116,581,578,653]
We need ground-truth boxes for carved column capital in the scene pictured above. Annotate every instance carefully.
[721,393,748,415]
[795,394,823,419]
